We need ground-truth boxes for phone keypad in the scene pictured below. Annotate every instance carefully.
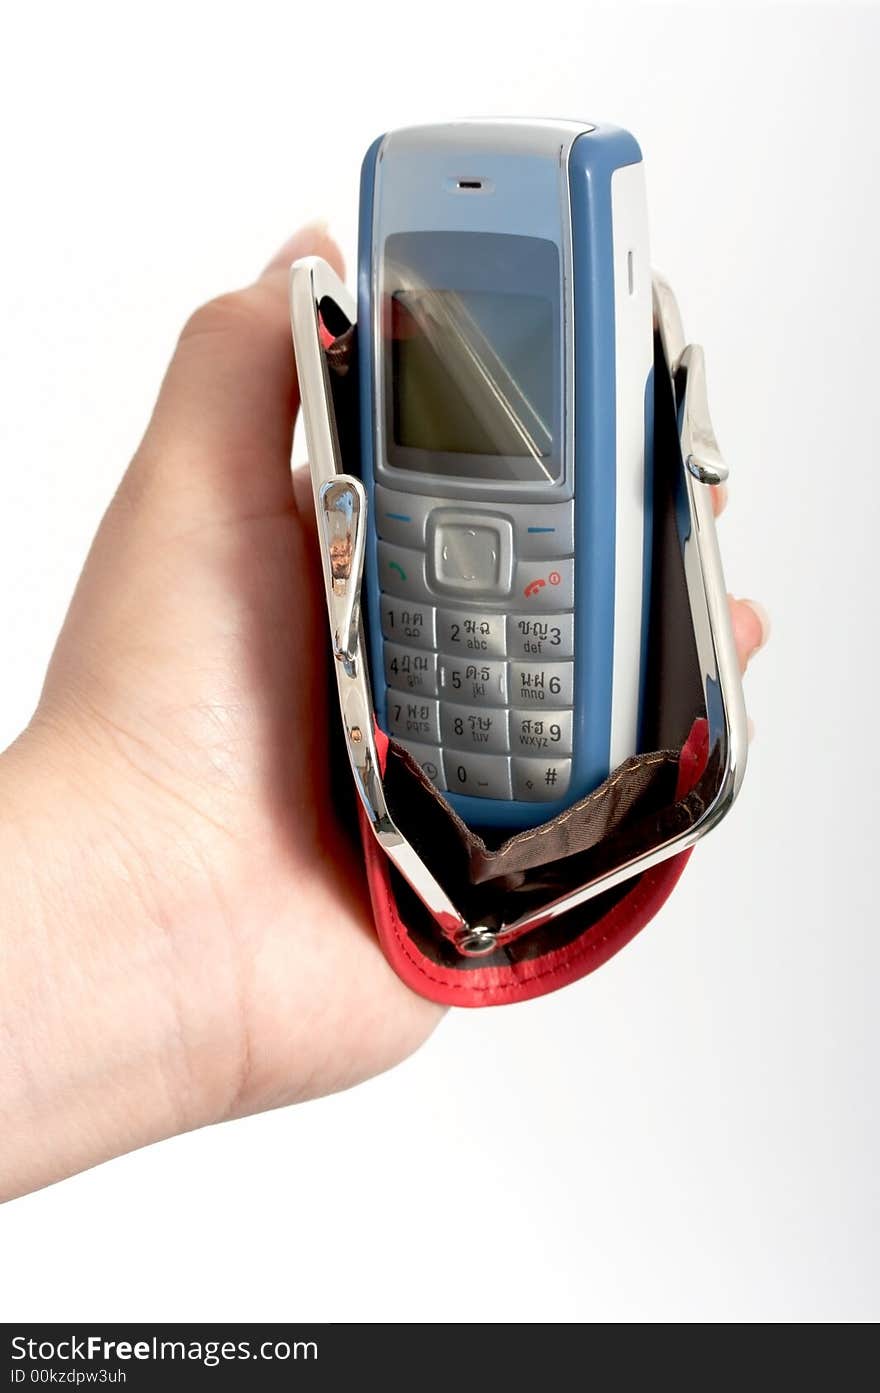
[378,493,575,804]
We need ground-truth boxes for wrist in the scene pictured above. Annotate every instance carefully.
[0,721,233,1200]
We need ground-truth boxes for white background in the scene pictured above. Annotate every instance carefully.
[1,1,878,1323]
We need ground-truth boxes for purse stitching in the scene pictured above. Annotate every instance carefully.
[510,751,677,846]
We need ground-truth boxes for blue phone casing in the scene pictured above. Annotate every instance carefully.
[357,124,652,831]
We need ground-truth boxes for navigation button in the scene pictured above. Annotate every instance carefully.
[428,511,513,597]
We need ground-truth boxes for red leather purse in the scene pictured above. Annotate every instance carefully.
[290,262,747,1007]
[358,718,709,1006]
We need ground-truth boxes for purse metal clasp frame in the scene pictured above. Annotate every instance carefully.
[290,257,747,957]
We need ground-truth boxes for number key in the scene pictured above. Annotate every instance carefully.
[510,708,573,756]
[443,753,512,800]
[512,756,572,801]
[509,612,574,660]
[439,657,507,705]
[441,702,509,754]
[509,661,573,708]
[387,693,441,744]
[381,596,437,651]
[384,642,438,696]
[395,739,446,790]
[437,608,506,658]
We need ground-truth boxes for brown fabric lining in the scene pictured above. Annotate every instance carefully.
[385,740,679,881]
[382,737,700,929]
[381,736,717,965]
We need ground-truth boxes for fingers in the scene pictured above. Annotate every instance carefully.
[712,489,769,673]
[711,483,728,517]
[126,224,345,526]
[261,222,340,278]
[291,466,317,536]
[729,596,770,673]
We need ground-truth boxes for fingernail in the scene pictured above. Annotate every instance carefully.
[713,482,729,514]
[742,598,771,653]
[261,220,330,276]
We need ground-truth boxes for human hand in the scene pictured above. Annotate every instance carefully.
[0,225,769,1200]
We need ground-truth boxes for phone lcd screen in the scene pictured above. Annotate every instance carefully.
[383,231,563,483]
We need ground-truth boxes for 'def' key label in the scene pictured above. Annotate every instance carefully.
[509,612,574,660]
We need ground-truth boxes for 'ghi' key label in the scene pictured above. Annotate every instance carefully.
[384,643,438,695]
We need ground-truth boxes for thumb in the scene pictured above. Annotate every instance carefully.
[125,223,345,527]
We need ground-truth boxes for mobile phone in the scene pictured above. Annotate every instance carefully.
[358,121,654,829]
